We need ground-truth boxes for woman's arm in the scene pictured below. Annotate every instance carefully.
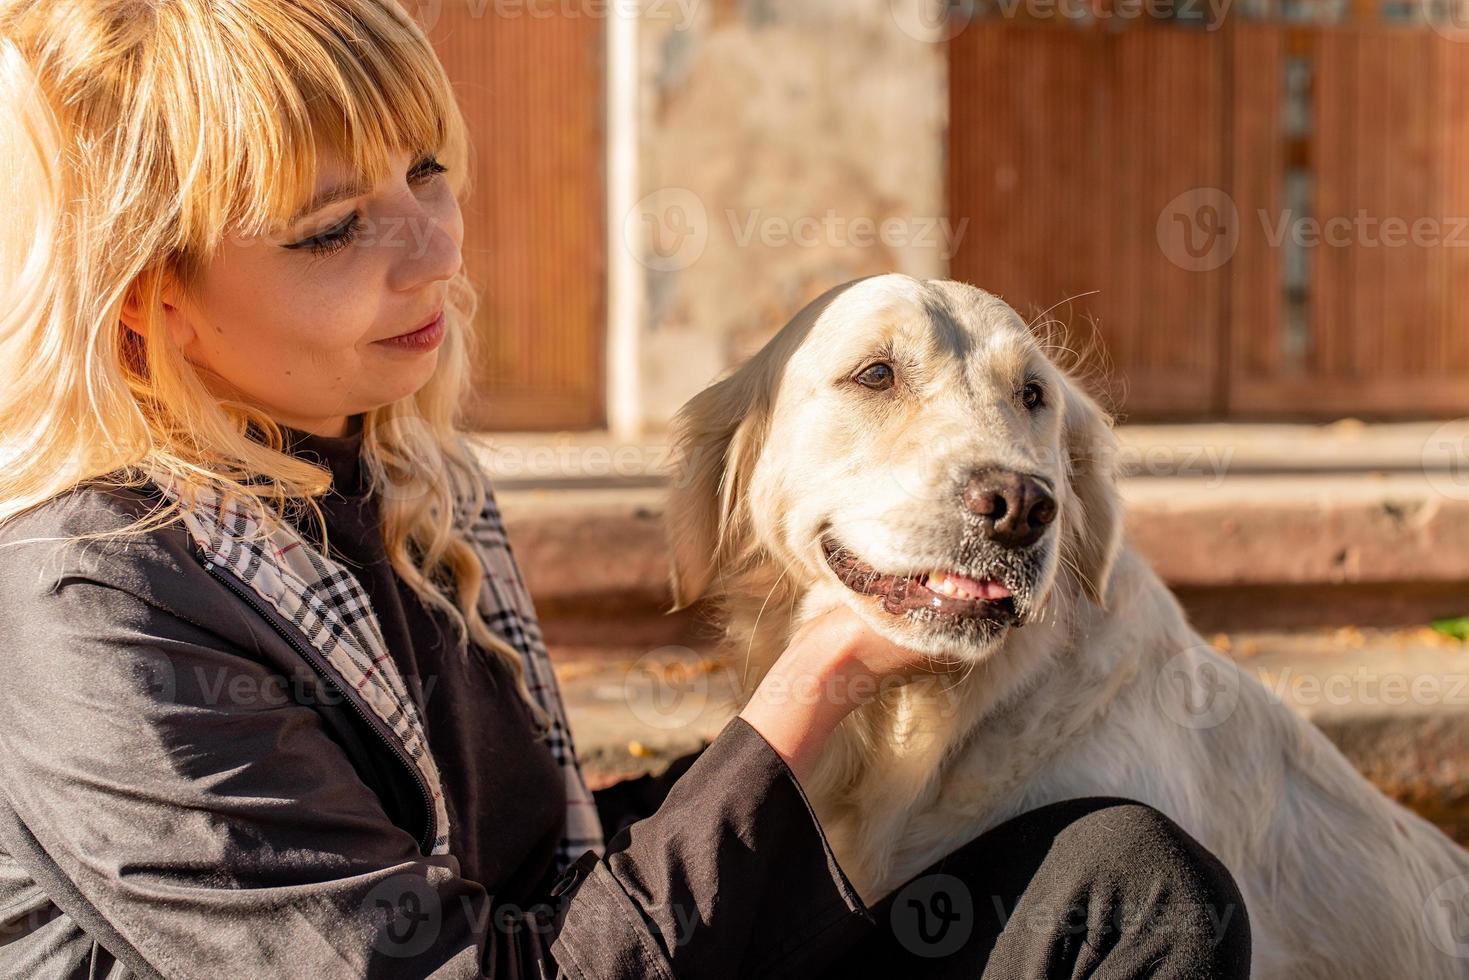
[0,572,505,978]
[737,604,930,784]
[553,605,927,978]
[0,500,890,979]
[591,744,708,841]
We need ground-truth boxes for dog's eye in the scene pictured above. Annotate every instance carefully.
[1020,381,1045,411]
[855,362,896,391]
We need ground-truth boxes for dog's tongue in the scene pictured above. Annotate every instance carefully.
[932,570,1012,600]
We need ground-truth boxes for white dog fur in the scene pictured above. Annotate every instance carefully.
[663,274,1469,978]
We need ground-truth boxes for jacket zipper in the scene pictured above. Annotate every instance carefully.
[203,564,437,854]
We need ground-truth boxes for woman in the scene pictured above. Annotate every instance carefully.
[0,1,1250,977]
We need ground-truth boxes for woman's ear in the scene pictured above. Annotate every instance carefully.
[120,268,195,350]
[663,372,766,612]
[1060,379,1123,607]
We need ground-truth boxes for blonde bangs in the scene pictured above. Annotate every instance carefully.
[162,0,469,276]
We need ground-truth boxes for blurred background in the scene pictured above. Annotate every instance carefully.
[407,0,1469,838]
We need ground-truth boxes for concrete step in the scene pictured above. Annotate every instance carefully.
[555,627,1469,843]
[495,470,1469,639]
[477,419,1469,637]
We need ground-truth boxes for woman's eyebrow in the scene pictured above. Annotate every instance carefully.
[287,178,372,226]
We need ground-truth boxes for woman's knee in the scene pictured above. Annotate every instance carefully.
[1044,799,1252,973]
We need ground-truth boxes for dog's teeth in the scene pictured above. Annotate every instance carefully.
[928,570,1006,601]
[929,572,976,599]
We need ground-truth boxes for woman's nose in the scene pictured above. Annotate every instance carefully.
[390,198,464,291]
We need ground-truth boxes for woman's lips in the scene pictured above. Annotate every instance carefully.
[375,311,445,352]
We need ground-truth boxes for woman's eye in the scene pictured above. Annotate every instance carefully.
[283,157,446,258]
[1020,381,1045,411]
[409,155,448,185]
[855,362,896,391]
[286,213,360,257]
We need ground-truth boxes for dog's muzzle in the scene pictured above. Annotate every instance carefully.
[821,536,1020,624]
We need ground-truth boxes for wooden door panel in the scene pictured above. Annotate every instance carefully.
[427,3,605,431]
[951,15,1469,420]
[949,22,1228,418]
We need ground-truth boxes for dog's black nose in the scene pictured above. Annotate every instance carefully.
[962,468,1057,548]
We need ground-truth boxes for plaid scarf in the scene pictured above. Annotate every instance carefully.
[143,463,605,875]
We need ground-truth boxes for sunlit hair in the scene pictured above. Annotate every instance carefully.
[0,0,546,724]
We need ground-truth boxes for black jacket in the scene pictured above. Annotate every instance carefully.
[0,479,874,979]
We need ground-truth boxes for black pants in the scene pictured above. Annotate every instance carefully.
[817,797,1251,979]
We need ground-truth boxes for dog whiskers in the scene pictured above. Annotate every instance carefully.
[1024,291,1100,335]
[746,563,792,690]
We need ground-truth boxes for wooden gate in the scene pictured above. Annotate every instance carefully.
[950,10,1469,419]
[427,3,606,431]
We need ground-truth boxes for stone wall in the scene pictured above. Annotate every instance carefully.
[627,0,951,428]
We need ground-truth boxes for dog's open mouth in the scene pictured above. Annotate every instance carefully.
[821,536,1019,623]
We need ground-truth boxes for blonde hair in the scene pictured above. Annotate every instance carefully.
[0,0,545,723]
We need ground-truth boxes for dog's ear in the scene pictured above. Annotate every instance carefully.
[662,277,871,612]
[664,372,768,612]
[1060,379,1123,607]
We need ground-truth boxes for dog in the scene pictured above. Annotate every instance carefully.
[663,274,1469,978]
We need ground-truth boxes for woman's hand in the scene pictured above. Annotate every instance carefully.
[736,602,929,785]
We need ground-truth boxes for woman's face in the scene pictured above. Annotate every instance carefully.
[140,145,464,437]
